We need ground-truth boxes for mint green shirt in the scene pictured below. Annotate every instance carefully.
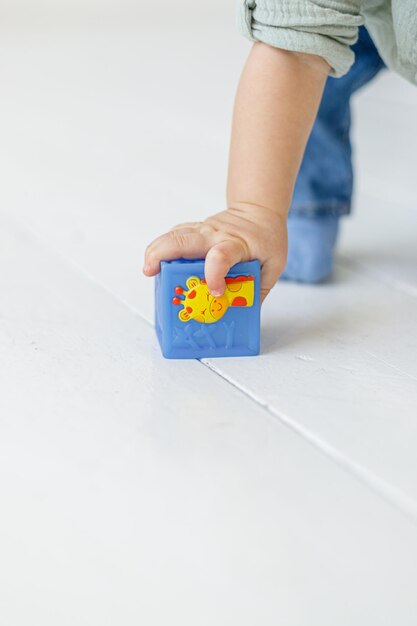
[237,1,417,84]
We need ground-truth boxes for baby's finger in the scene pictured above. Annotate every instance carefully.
[143,229,214,276]
[168,221,202,232]
[259,258,284,304]
[204,239,247,296]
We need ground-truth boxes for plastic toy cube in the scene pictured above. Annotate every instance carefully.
[155,259,261,359]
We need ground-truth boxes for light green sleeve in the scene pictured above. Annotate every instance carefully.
[236,0,364,77]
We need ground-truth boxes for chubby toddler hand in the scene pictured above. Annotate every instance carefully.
[143,205,288,303]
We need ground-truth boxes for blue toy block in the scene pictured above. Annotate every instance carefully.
[155,259,261,359]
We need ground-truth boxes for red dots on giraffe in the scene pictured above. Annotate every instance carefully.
[174,286,184,295]
[231,296,247,307]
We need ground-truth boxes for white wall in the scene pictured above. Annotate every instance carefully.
[0,0,233,27]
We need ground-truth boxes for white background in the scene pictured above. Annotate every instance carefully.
[1,2,417,624]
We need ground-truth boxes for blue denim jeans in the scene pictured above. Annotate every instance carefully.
[290,27,386,217]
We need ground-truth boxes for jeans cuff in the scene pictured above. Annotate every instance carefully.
[289,202,351,218]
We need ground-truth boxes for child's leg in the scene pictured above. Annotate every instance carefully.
[282,27,386,283]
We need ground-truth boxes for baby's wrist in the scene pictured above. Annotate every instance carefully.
[226,201,288,226]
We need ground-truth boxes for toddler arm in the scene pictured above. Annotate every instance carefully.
[144,43,329,301]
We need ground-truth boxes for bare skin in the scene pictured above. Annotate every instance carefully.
[143,42,330,303]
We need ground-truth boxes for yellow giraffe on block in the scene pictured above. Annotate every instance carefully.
[172,275,254,324]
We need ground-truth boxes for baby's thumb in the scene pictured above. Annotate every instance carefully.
[204,240,246,296]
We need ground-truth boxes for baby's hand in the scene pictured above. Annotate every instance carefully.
[143,205,288,303]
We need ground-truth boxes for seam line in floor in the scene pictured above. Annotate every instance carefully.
[201,359,417,526]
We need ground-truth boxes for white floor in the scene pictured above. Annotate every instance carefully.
[1,4,417,625]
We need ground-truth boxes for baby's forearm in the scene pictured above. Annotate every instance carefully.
[227,42,330,218]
